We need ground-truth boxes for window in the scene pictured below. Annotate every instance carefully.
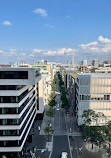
[82,95,84,100]
[104,95,110,100]
[0,85,25,90]
[0,71,28,79]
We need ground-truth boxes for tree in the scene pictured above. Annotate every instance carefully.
[48,92,56,105]
[44,125,54,142]
[46,107,54,122]
[82,110,106,149]
[51,74,57,91]
[104,121,111,157]
[49,99,56,107]
[82,109,98,126]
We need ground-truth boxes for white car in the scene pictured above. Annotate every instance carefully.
[56,107,60,111]
[61,152,68,158]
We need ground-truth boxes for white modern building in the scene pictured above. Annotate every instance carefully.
[0,68,43,157]
[76,73,111,126]
[81,60,87,66]
[41,69,52,105]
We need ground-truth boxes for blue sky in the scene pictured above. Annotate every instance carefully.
[0,0,111,63]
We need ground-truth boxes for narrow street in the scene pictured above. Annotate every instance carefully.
[51,75,71,158]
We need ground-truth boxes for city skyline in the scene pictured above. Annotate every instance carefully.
[0,0,111,63]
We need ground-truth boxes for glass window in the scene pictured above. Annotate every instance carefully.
[0,71,28,79]
[82,95,84,100]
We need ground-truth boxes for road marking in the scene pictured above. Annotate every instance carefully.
[75,137,80,158]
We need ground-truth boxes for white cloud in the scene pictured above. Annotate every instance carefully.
[80,36,111,54]
[0,49,17,57]
[29,48,77,57]
[101,44,111,52]
[44,48,77,56]
[44,50,56,56]
[98,36,111,44]
[22,53,26,56]
[80,41,98,50]
[33,49,42,53]
[9,49,16,52]
[0,50,5,54]
[45,24,55,28]
[8,52,17,56]
[2,21,12,26]
[29,54,35,57]
[33,8,48,17]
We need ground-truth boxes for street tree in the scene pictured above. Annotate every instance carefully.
[48,92,56,105]
[44,125,54,142]
[104,121,111,157]
[82,110,106,148]
[46,107,54,122]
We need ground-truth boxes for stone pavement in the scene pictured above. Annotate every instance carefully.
[64,106,109,158]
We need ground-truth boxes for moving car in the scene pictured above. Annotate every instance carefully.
[56,107,60,111]
[61,152,68,158]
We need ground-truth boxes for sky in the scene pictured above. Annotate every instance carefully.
[0,0,111,64]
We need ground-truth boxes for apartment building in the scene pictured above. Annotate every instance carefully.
[76,73,111,126]
[67,74,76,109]
[29,64,54,81]
[41,70,51,105]
[0,68,42,157]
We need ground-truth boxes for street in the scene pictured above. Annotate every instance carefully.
[25,74,108,158]
[51,136,71,158]
[51,74,107,158]
[51,75,71,158]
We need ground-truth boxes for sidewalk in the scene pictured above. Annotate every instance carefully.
[24,105,54,158]
[40,105,54,135]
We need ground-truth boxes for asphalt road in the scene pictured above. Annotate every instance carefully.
[51,135,71,158]
[51,76,71,158]
[54,76,67,136]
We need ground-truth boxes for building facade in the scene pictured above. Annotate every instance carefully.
[0,68,42,157]
[76,73,111,126]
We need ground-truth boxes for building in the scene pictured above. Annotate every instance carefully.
[41,70,52,105]
[0,64,11,68]
[67,74,76,109]
[81,60,87,66]
[29,64,54,81]
[9,62,18,67]
[0,68,43,157]
[95,67,111,73]
[76,73,111,126]
[20,61,26,65]
[92,59,99,68]
[79,66,89,72]
[38,60,47,65]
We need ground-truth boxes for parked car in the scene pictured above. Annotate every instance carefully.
[61,152,68,158]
